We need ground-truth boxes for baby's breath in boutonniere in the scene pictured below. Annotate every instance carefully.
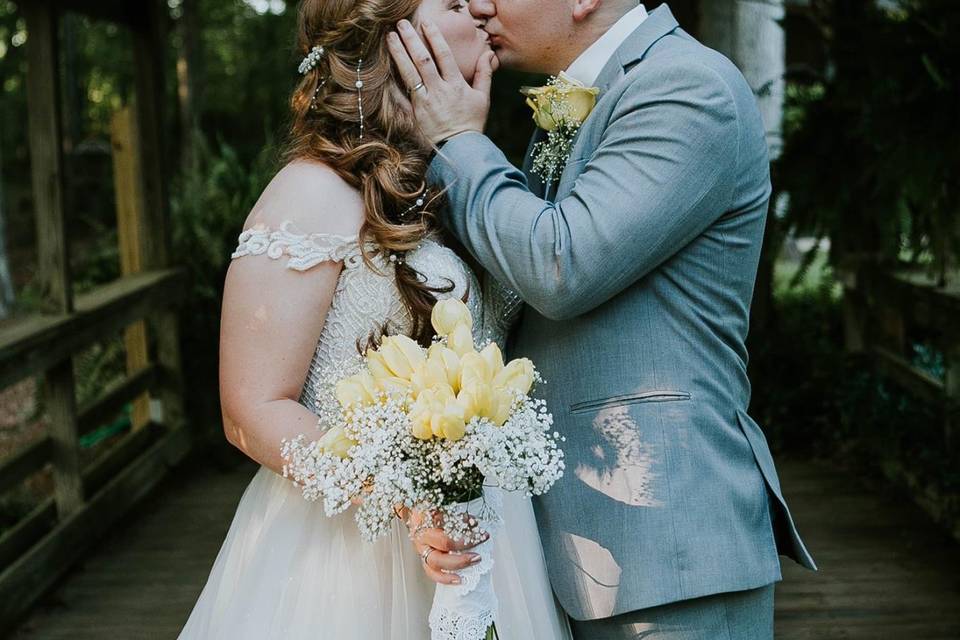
[521,72,599,193]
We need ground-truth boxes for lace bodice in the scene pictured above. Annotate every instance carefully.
[231,221,521,423]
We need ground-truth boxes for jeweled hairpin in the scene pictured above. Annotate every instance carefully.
[298,45,325,75]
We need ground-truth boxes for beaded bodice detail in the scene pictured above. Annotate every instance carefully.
[231,221,521,424]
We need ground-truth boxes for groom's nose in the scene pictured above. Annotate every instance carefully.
[469,0,495,21]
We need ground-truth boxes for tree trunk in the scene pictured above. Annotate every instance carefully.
[699,0,786,335]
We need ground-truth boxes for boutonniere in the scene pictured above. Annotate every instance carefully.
[521,72,599,188]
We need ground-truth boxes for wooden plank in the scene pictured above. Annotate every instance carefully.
[875,269,960,336]
[81,422,159,496]
[0,268,185,389]
[46,360,84,519]
[7,457,258,639]
[23,2,71,314]
[0,438,51,497]
[871,346,945,406]
[131,0,171,272]
[0,499,56,572]
[131,1,187,435]
[76,365,159,437]
[945,341,959,452]
[0,425,193,631]
[0,425,158,573]
[110,107,151,430]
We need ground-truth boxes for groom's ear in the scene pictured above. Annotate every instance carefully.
[571,0,602,22]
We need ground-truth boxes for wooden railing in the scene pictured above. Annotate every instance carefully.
[840,261,959,533]
[0,0,190,630]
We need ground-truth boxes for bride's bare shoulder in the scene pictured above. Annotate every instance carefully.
[242,159,364,236]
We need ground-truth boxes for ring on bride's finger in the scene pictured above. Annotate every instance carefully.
[409,81,426,94]
[420,547,435,565]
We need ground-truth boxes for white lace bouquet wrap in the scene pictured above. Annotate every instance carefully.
[281,299,565,640]
[428,492,502,640]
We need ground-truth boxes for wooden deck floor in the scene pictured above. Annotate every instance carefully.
[7,452,960,639]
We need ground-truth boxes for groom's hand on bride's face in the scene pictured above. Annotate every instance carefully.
[387,20,498,145]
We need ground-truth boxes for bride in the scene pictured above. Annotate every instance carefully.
[177,1,571,638]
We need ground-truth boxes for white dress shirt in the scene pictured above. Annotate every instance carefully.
[565,3,649,86]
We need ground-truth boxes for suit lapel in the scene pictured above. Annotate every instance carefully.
[521,5,680,200]
[594,4,680,95]
[522,127,548,197]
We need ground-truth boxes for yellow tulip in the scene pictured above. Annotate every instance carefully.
[427,343,462,392]
[494,358,536,395]
[366,349,393,380]
[335,371,379,408]
[317,425,356,458]
[376,375,413,398]
[479,342,504,379]
[431,298,473,336]
[410,360,450,396]
[457,383,491,421]
[459,352,492,391]
[489,388,514,427]
[409,391,435,440]
[375,335,426,380]
[447,323,476,357]
[431,399,467,441]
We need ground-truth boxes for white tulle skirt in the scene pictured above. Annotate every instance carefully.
[178,466,572,640]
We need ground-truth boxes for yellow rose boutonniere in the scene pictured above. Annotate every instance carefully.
[520,72,599,192]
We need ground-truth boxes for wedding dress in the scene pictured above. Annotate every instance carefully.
[178,221,572,640]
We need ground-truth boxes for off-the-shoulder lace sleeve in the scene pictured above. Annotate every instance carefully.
[231,221,361,271]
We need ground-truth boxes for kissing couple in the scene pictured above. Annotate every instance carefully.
[178,1,816,639]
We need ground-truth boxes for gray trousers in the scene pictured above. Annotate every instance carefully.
[569,584,775,640]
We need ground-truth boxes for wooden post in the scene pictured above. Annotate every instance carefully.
[132,1,186,433]
[110,108,152,431]
[24,2,84,518]
[945,340,959,453]
[838,267,866,353]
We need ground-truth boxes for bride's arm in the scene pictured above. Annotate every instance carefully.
[218,161,363,476]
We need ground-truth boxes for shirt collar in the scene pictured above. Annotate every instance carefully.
[564,3,649,87]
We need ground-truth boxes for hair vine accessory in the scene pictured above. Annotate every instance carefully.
[298,45,325,75]
[309,77,328,111]
[400,186,429,219]
[355,57,365,140]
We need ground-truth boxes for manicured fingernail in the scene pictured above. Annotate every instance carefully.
[399,19,412,30]
[451,576,462,584]
[469,554,481,564]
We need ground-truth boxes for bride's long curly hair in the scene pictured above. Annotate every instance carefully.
[284,0,452,346]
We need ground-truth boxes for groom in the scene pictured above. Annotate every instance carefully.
[389,2,816,637]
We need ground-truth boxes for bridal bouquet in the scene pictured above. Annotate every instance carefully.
[281,298,565,640]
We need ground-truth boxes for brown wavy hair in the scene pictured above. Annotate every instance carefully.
[284,0,453,346]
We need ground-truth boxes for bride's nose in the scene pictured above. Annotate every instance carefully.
[469,0,495,21]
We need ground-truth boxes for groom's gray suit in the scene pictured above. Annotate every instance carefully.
[429,3,816,630]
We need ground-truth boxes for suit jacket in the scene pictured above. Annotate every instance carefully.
[428,3,816,621]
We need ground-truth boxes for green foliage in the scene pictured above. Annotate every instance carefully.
[180,0,297,161]
[777,0,960,279]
